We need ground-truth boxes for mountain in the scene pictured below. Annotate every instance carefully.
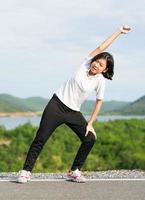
[80,100,129,115]
[0,94,48,112]
[0,93,129,114]
[0,93,145,115]
[100,101,130,113]
[113,95,145,115]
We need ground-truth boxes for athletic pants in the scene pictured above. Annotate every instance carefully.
[23,93,96,172]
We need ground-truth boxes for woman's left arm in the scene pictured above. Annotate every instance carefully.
[85,99,103,137]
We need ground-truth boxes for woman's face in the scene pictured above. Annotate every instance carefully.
[89,58,107,75]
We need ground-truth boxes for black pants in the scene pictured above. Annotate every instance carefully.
[23,93,96,172]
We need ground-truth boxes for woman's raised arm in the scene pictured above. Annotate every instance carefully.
[89,25,132,58]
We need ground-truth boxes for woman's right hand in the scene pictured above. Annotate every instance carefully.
[85,123,96,139]
[120,25,133,34]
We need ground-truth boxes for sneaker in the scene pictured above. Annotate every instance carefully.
[67,169,86,183]
[17,170,31,183]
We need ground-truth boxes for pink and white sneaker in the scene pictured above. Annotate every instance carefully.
[17,170,31,183]
[67,169,86,183]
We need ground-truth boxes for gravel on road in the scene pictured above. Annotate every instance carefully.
[0,170,145,181]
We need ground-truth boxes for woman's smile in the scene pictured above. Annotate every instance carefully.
[92,66,98,70]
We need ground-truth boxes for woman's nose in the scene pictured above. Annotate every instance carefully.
[95,64,99,69]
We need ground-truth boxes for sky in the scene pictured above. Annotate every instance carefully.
[0,0,145,102]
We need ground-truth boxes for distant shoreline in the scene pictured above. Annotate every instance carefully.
[0,112,42,117]
[1,112,145,118]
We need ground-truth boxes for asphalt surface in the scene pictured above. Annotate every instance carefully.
[0,180,145,200]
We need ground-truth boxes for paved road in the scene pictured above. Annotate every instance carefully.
[0,180,145,200]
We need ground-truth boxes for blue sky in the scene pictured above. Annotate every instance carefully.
[0,0,145,101]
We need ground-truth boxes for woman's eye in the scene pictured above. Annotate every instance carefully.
[99,63,103,67]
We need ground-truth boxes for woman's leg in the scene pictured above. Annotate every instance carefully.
[23,95,64,172]
[65,112,96,171]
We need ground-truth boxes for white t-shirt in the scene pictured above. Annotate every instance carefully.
[55,55,105,111]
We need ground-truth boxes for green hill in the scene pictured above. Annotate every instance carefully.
[81,100,129,115]
[79,96,145,115]
[115,95,145,115]
[26,97,49,111]
[0,94,48,112]
[0,93,128,114]
[100,101,130,113]
[0,93,145,115]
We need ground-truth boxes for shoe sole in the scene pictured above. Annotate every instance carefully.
[66,177,86,183]
[17,178,30,183]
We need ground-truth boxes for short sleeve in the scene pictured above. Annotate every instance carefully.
[95,79,105,100]
[80,55,93,70]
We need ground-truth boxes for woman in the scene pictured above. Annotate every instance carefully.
[17,25,132,183]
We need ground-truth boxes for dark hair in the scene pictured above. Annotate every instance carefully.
[90,52,114,80]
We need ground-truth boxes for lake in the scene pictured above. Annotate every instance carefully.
[0,115,145,130]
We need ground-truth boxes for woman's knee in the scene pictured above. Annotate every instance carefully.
[85,131,97,144]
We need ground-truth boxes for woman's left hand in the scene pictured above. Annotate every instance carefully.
[85,123,96,138]
[120,25,132,34]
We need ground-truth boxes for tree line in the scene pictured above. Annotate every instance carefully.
[0,119,145,172]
